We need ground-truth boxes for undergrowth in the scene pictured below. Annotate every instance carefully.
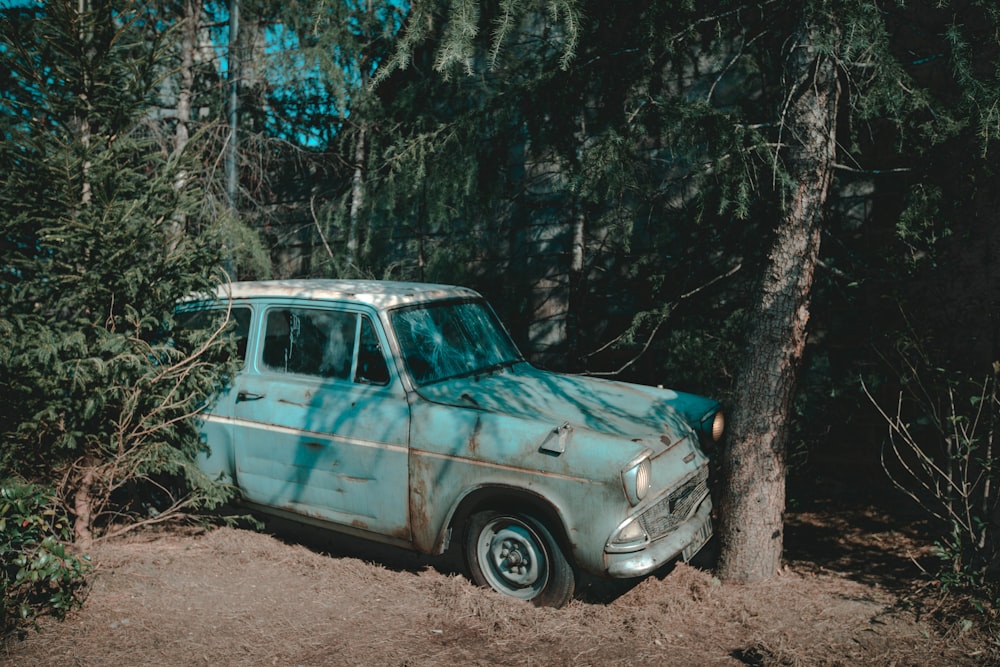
[1,481,90,641]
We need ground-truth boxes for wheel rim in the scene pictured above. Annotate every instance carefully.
[477,517,550,599]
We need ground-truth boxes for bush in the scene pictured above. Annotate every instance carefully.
[0,1,253,543]
[866,357,1000,609]
[1,481,89,640]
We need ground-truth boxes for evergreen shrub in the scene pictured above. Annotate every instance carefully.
[0,481,89,640]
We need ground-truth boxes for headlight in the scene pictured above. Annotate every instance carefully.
[621,455,652,506]
[710,410,725,442]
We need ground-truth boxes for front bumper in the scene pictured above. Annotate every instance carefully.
[603,496,713,578]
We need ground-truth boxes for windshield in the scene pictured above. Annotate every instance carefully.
[390,299,522,385]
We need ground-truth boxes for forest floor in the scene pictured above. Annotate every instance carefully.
[2,484,998,666]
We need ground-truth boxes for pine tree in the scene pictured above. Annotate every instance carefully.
[0,0,241,543]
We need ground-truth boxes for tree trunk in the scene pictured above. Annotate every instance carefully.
[168,0,198,249]
[76,0,93,209]
[567,113,587,365]
[72,462,97,547]
[716,12,841,583]
[225,0,240,211]
[347,120,367,266]
[174,0,196,160]
[346,0,374,269]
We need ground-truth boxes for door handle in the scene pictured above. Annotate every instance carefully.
[237,391,265,402]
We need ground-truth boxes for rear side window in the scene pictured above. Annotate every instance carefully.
[262,307,389,385]
[175,306,252,366]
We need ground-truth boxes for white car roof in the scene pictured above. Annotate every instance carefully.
[205,279,481,310]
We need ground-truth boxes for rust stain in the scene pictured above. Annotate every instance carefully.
[467,416,483,457]
[388,524,410,542]
[338,475,371,483]
[408,453,432,550]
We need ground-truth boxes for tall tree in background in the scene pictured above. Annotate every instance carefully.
[238,0,406,275]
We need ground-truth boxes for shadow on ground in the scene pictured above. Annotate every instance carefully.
[216,473,939,608]
[230,510,663,605]
[783,500,937,592]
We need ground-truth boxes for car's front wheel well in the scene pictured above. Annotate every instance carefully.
[449,486,572,560]
[452,486,576,607]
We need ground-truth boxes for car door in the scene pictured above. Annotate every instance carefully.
[180,305,253,485]
[231,302,411,542]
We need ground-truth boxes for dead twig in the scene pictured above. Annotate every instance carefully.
[584,263,741,377]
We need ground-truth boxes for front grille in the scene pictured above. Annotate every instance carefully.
[638,467,709,540]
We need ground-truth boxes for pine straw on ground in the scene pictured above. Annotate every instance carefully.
[1,517,994,667]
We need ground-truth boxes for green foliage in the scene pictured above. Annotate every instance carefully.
[0,1,241,537]
[377,0,580,83]
[943,3,1000,153]
[1,481,89,639]
[895,184,949,267]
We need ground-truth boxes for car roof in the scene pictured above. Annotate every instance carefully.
[203,279,481,310]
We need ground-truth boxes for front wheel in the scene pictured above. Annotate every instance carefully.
[465,511,575,608]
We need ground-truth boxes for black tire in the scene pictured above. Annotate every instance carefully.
[464,511,575,608]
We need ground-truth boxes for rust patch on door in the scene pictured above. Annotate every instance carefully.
[467,416,483,457]
[408,453,433,550]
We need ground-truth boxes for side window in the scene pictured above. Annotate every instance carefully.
[261,307,390,385]
[175,306,252,367]
[230,308,252,364]
[356,316,390,385]
[262,307,356,379]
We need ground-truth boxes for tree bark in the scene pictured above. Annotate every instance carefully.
[567,112,587,364]
[168,0,198,249]
[347,120,367,266]
[717,11,841,583]
[174,0,196,160]
[346,0,374,269]
[226,0,240,212]
[72,462,97,547]
[76,0,93,209]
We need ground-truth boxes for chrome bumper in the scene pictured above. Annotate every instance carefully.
[603,496,713,578]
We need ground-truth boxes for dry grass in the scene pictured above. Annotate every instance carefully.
[1,507,994,667]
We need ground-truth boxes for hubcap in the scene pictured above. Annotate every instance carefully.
[479,519,548,599]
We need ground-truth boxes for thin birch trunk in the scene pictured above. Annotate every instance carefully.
[169,0,198,249]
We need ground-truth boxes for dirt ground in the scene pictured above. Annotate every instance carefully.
[2,500,996,667]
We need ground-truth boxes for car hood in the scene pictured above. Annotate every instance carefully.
[414,363,701,444]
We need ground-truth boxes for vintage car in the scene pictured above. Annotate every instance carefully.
[183,279,724,607]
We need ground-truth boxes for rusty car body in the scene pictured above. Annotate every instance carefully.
[185,279,724,607]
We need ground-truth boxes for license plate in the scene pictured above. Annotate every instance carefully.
[681,517,713,562]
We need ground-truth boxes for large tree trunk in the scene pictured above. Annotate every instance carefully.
[716,12,841,583]
[76,0,93,209]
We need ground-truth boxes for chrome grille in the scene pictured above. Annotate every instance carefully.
[638,467,709,540]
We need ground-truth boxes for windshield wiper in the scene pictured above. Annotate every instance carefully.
[474,359,519,380]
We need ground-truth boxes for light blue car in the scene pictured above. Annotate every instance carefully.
[183,280,724,607]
